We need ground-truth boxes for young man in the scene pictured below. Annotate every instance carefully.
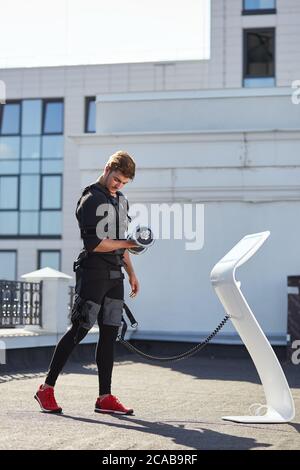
[35,151,139,415]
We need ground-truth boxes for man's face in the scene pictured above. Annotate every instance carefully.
[105,170,130,195]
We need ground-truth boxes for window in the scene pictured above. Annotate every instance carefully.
[85,97,96,133]
[243,29,275,87]
[0,176,18,209]
[40,211,61,235]
[41,175,62,209]
[0,102,20,135]
[20,175,39,210]
[0,98,63,237]
[22,100,42,135]
[0,251,17,280]
[243,0,276,14]
[43,100,64,134]
[42,135,63,159]
[21,136,40,160]
[0,136,20,159]
[20,212,39,235]
[38,250,61,271]
[0,212,18,234]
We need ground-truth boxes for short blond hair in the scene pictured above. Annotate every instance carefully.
[106,151,136,180]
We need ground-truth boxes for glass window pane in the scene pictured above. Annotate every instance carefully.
[244,0,275,9]
[21,136,40,159]
[244,77,275,87]
[0,176,18,209]
[40,211,61,235]
[86,99,96,133]
[42,175,61,209]
[20,175,40,210]
[1,103,20,134]
[41,160,63,173]
[39,251,60,270]
[43,101,63,134]
[245,30,274,78]
[0,212,18,234]
[21,160,40,174]
[0,136,20,159]
[42,135,63,159]
[20,211,39,234]
[0,160,19,174]
[22,100,42,135]
[0,252,16,280]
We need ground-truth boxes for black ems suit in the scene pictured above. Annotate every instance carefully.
[45,181,129,395]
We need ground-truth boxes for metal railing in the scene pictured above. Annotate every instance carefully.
[0,280,42,328]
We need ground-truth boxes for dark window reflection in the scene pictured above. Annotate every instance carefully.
[85,97,96,133]
[244,29,275,78]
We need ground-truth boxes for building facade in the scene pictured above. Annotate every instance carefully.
[0,0,300,343]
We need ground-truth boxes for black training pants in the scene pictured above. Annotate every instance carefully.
[45,267,124,395]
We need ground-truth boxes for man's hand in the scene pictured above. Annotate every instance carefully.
[129,273,140,298]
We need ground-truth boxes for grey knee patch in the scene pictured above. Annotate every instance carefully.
[102,297,123,327]
[71,295,100,330]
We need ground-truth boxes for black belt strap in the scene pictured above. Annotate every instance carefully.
[120,303,138,340]
[124,303,138,327]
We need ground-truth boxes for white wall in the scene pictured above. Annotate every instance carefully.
[122,200,300,342]
[96,89,300,134]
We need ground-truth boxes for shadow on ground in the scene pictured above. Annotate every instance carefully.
[57,412,272,450]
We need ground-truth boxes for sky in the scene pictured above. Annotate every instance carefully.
[0,0,211,68]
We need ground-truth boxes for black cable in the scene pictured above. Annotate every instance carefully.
[117,315,230,363]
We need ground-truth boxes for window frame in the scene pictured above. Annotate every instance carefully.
[84,96,96,133]
[243,28,276,83]
[242,0,276,15]
[0,98,63,238]
[38,249,61,271]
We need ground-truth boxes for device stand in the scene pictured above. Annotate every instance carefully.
[210,232,295,423]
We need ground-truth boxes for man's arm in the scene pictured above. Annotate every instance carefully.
[123,250,140,297]
[92,239,137,253]
[123,249,135,276]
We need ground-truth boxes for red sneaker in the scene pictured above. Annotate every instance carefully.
[34,385,62,414]
[95,395,133,415]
